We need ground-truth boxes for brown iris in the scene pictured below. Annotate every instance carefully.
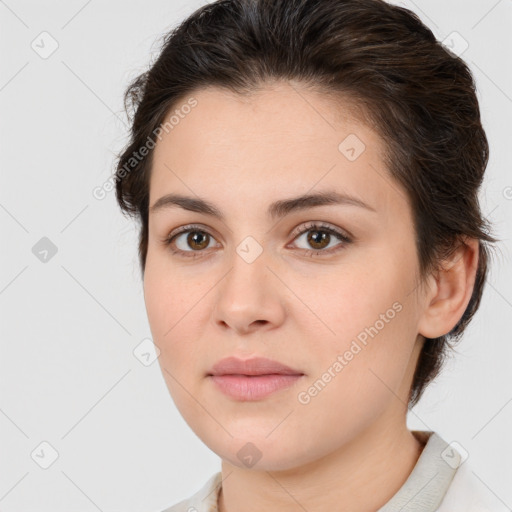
[187,231,210,250]
[307,230,330,250]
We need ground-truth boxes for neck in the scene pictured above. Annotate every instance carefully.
[218,417,425,512]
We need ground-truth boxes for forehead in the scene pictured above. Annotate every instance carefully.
[149,82,407,218]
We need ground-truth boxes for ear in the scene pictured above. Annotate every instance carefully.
[417,238,480,339]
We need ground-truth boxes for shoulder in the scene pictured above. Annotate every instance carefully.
[436,460,509,512]
[159,472,222,512]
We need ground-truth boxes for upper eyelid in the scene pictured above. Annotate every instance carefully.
[290,221,350,239]
[167,221,351,245]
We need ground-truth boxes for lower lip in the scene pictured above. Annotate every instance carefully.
[209,374,303,401]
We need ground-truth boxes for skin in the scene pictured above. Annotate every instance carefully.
[143,81,479,512]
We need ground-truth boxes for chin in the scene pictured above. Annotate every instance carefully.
[207,432,319,473]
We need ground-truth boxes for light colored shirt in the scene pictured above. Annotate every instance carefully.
[161,431,509,512]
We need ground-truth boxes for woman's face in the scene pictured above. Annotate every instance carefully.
[144,82,429,471]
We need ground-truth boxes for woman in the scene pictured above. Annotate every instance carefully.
[114,0,504,510]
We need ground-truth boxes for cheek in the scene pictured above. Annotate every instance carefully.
[302,265,419,392]
[292,267,396,346]
[143,260,210,381]
[293,304,417,444]
[143,253,195,338]
[144,266,185,375]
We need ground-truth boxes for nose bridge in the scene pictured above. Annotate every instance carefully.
[221,216,269,280]
[213,232,284,332]
[223,233,270,300]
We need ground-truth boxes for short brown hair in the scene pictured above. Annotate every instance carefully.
[114,0,499,406]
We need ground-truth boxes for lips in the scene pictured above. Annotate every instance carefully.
[207,356,304,377]
[207,356,305,401]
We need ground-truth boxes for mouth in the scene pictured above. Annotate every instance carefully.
[207,356,304,377]
[207,356,304,401]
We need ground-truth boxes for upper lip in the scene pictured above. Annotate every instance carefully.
[208,356,304,376]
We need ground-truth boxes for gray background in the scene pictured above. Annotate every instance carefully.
[1,0,511,510]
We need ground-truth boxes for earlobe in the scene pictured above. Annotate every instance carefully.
[417,238,479,339]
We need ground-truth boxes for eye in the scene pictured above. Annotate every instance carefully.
[163,224,219,258]
[162,221,353,259]
[289,221,352,257]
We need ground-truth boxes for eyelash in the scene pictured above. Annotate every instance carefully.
[162,222,353,259]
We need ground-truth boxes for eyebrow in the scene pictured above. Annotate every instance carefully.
[149,190,376,220]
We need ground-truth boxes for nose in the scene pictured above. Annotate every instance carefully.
[212,246,286,336]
